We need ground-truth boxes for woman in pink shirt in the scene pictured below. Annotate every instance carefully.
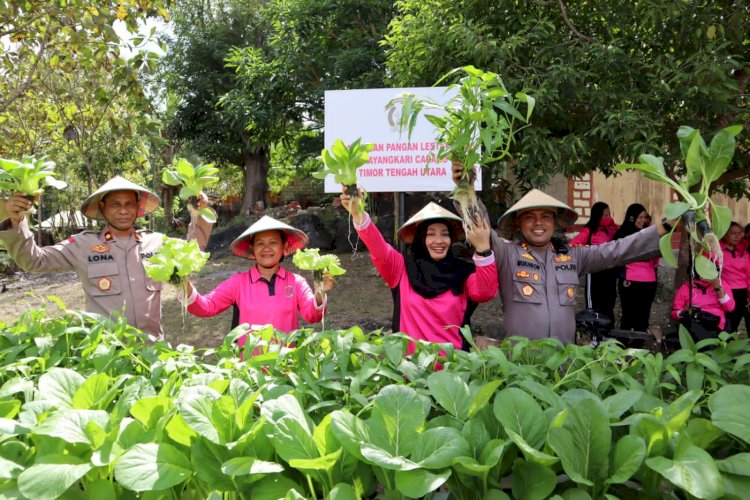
[185,216,335,346]
[612,204,659,332]
[720,222,750,332]
[340,190,497,351]
[672,274,735,339]
[569,202,619,320]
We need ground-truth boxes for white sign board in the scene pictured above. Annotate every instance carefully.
[323,87,482,193]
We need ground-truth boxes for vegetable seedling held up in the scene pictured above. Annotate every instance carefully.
[616,124,742,280]
[292,248,346,289]
[0,156,68,202]
[387,66,535,230]
[161,157,219,223]
[145,236,209,316]
[313,138,374,207]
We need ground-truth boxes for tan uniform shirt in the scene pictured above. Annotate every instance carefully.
[492,225,661,343]
[0,216,212,337]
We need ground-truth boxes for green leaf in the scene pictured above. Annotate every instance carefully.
[659,233,677,267]
[369,385,427,456]
[709,385,750,445]
[411,427,470,469]
[114,442,193,492]
[17,454,93,500]
[34,409,109,446]
[427,371,471,420]
[511,459,557,500]
[329,483,359,500]
[664,202,692,221]
[602,390,643,419]
[493,387,546,449]
[0,456,23,480]
[222,456,285,476]
[607,435,646,484]
[289,448,342,473]
[395,468,451,498]
[72,373,111,410]
[250,475,305,500]
[710,204,732,240]
[548,399,611,487]
[330,410,370,461]
[38,368,85,408]
[716,453,750,476]
[131,396,172,430]
[706,129,737,183]
[199,207,218,224]
[360,444,420,471]
[685,418,724,450]
[695,254,718,280]
[272,416,318,463]
[176,386,222,444]
[646,439,724,499]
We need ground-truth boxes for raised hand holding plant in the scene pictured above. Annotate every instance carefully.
[293,248,346,289]
[0,156,68,202]
[387,65,535,229]
[616,125,742,280]
[161,157,219,223]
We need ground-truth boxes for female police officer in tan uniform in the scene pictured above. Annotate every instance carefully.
[452,162,672,343]
[0,176,213,338]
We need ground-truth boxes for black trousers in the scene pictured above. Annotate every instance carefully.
[726,288,750,333]
[618,279,657,332]
[586,269,618,320]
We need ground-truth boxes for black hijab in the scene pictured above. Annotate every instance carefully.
[404,219,475,299]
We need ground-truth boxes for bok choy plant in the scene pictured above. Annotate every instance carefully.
[387,66,535,229]
[616,125,742,280]
[0,156,68,201]
[313,138,374,206]
[293,248,346,288]
[161,157,219,223]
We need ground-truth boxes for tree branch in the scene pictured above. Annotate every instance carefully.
[557,0,595,43]
[0,35,49,113]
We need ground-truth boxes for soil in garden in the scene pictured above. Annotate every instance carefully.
[0,247,700,349]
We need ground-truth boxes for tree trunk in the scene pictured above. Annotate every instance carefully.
[674,230,693,290]
[240,146,270,216]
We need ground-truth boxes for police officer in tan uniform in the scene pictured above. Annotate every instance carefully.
[452,163,672,343]
[0,176,213,338]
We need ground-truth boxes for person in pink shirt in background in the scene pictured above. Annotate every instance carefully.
[569,201,619,321]
[720,222,750,332]
[184,216,335,347]
[738,223,750,253]
[612,203,660,333]
[672,273,735,340]
[340,189,497,352]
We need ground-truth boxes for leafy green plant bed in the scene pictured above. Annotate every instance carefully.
[1,304,749,499]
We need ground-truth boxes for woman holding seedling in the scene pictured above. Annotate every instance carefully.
[183,216,335,346]
[340,189,497,351]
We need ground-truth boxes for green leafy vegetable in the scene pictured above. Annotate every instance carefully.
[386,65,534,228]
[0,156,68,199]
[161,158,219,223]
[313,138,374,194]
[145,236,209,285]
[293,248,346,284]
[616,125,742,280]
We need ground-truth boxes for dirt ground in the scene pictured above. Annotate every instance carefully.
[0,249,691,349]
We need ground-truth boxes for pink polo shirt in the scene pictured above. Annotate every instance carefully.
[624,257,659,282]
[569,225,618,247]
[720,241,750,291]
[355,214,497,349]
[187,265,325,345]
[671,281,735,330]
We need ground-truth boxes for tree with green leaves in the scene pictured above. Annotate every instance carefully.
[384,0,749,197]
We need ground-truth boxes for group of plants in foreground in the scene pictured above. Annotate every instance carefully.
[0,304,749,499]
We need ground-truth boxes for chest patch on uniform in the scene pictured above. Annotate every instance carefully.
[88,254,114,263]
[516,270,530,279]
[554,263,577,272]
[90,244,110,253]
[533,273,540,280]
[553,254,573,263]
[98,277,112,291]
[516,260,541,270]
[521,284,534,296]
[566,287,575,298]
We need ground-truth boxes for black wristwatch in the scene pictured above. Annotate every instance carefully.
[475,248,492,257]
[661,217,673,232]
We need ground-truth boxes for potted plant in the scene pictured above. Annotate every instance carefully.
[0,156,68,202]
[616,124,742,280]
[161,158,219,223]
[386,65,534,228]
[313,138,374,206]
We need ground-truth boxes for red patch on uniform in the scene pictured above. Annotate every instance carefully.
[553,255,573,263]
[104,232,113,241]
[90,244,110,253]
[516,270,531,279]
[98,277,112,291]
[67,237,76,243]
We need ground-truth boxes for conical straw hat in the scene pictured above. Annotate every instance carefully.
[230,215,309,260]
[497,189,578,233]
[80,175,160,220]
[397,202,465,244]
